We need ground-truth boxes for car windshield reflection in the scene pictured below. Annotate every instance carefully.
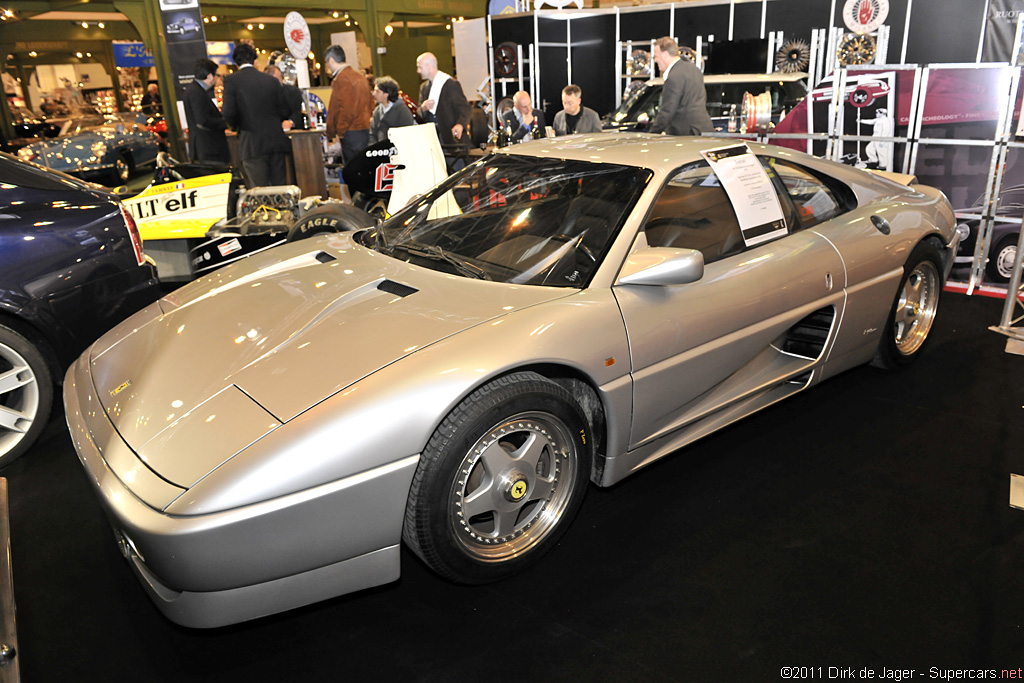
[365,155,652,287]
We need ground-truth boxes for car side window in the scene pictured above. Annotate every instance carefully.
[763,159,842,229]
[642,161,745,264]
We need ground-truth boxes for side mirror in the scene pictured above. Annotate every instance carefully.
[616,247,704,286]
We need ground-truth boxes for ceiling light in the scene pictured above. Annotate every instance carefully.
[28,51,36,57]
[332,11,339,18]
[98,22,104,28]
[211,15,217,22]
[76,52,83,58]
[247,24,253,30]
[345,20,350,26]
[384,25,393,36]
[203,17,208,23]
[82,22,88,28]
[258,23,264,29]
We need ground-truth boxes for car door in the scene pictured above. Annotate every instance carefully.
[613,158,848,451]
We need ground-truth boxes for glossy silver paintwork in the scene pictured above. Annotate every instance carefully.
[64,134,957,627]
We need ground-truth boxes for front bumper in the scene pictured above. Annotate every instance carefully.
[63,352,418,628]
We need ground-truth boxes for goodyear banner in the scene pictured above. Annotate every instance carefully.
[158,0,210,100]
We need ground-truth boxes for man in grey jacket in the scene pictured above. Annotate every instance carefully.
[648,36,713,136]
[553,84,602,136]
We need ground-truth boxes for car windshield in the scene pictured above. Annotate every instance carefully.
[363,154,652,287]
[611,83,663,124]
[59,116,107,137]
[704,80,807,117]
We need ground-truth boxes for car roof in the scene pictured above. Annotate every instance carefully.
[500,132,791,176]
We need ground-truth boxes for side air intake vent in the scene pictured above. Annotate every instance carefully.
[315,251,336,263]
[377,279,418,297]
[781,307,835,359]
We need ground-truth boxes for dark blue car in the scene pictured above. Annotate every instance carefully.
[0,152,161,465]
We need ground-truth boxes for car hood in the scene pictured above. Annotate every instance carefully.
[88,234,571,481]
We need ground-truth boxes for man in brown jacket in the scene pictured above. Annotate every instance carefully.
[324,45,372,163]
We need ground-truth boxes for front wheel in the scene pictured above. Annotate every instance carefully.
[0,325,53,467]
[872,241,943,369]
[403,372,592,583]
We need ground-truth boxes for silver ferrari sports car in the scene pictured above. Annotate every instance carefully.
[65,134,961,628]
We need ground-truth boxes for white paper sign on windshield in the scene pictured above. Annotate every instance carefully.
[700,143,787,247]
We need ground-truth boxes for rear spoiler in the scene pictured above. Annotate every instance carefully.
[866,168,918,186]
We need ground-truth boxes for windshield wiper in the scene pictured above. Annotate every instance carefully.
[392,243,491,280]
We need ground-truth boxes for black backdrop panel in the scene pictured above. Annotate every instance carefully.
[764,0,831,39]
[707,38,768,75]
[731,2,765,42]
[672,5,729,49]
[619,9,672,43]
[538,17,568,116]
[537,15,565,43]
[901,1,984,64]
[568,14,618,119]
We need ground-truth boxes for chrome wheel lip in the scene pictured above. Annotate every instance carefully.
[0,341,40,459]
[449,411,578,562]
[893,259,940,356]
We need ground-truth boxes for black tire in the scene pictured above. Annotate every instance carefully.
[285,204,377,242]
[494,42,519,78]
[0,324,53,467]
[403,371,592,584]
[986,233,1019,284]
[108,154,132,186]
[872,241,943,369]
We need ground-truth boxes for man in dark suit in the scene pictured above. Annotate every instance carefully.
[140,83,162,116]
[501,90,547,144]
[221,43,294,186]
[416,52,470,152]
[267,54,306,131]
[370,76,415,144]
[183,59,229,164]
[648,36,713,137]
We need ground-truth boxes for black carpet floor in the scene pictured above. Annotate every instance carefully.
[5,292,1023,682]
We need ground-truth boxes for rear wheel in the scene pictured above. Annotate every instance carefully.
[403,372,591,583]
[872,242,942,369]
[987,234,1019,284]
[109,155,131,185]
[0,325,53,467]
